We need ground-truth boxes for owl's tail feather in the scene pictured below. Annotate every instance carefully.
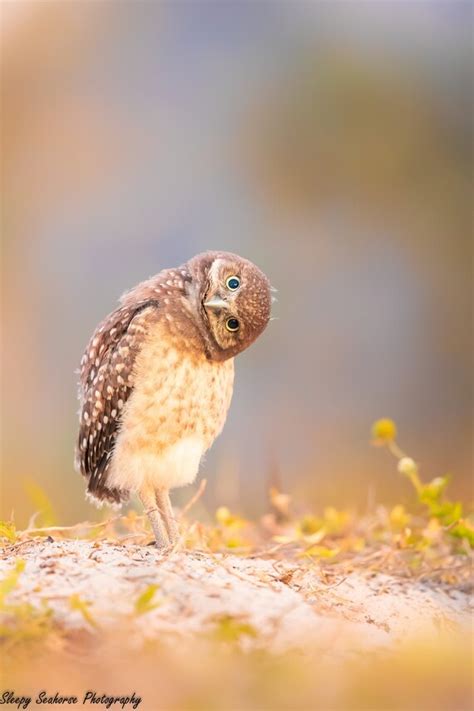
[85,484,128,510]
[74,443,129,509]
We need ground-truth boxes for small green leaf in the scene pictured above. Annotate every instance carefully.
[390,505,410,529]
[134,584,160,615]
[301,545,340,559]
[428,500,463,525]
[323,506,350,534]
[215,507,246,529]
[419,476,450,505]
[299,514,322,536]
[212,614,258,643]
[0,521,17,543]
[450,520,474,547]
[69,594,99,629]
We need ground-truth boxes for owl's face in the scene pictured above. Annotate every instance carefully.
[187,252,271,361]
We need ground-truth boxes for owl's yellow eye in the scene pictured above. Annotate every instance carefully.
[226,276,240,291]
[225,317,240,332]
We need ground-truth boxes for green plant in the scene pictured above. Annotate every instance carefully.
[211,614,258,643]
[134,584,161,616]
[0,559,55,651]
[371,418,473,547]
[69,594,99,629]
[0,521,17,543]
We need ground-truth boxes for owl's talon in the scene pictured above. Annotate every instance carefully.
[155,541,177,556]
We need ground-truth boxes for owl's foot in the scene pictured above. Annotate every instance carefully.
[155,489,180,545]
[153,541,174,555]
[139,486,169,548]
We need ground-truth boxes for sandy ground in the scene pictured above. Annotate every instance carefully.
[1,538,471,658]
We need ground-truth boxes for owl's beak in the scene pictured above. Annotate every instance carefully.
[204,296,228,311]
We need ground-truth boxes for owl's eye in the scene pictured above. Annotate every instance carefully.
[225,276,240,291]
[225,317,240,332]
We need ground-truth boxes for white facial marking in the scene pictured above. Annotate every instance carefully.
[208,258,224,288]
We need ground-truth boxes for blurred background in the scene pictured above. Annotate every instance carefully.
[1,1,472,526]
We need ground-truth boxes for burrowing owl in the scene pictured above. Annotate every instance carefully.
[76,251,271,548]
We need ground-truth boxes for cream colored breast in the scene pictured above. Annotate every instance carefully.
[108,321,234,492]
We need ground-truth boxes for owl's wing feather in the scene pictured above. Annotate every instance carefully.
[76,299,160,504]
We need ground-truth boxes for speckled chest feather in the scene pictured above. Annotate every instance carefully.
[107,321,234,493]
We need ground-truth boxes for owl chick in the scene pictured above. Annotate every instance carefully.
[76,251,271,548]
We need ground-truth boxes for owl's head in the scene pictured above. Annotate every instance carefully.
[186,251,272,361]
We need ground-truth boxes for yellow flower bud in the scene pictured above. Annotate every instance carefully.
[215,506,231,525]
[371,418,397,443]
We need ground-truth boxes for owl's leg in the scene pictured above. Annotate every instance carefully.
[139,485,169,549]
[155,489,179,545]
